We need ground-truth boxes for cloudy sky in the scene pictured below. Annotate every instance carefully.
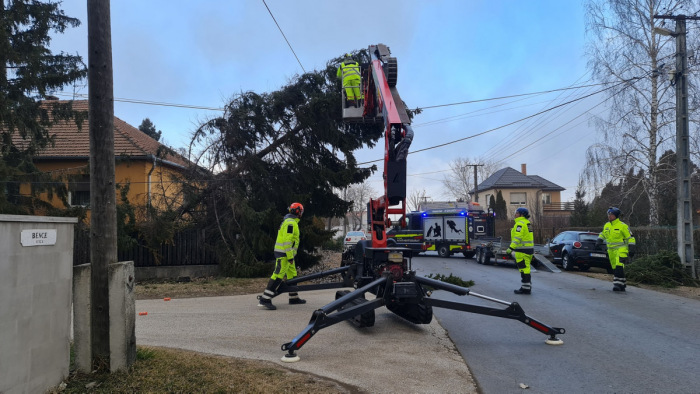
[50,1,602,202]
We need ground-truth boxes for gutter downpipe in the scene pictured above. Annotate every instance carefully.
[147,155,157,211]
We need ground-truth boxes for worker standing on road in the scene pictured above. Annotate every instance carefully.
[597,207,636,292]
[257,202,307,310]
[337,53,362,108]
[506,207,534,294]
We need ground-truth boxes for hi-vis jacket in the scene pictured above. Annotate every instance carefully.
[337,60,360,83]
[598,218,635,254]
[509,216,534,254]
[274,214,300,260]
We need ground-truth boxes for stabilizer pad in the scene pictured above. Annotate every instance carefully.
[545,338,564,346]
[281,354,300,363]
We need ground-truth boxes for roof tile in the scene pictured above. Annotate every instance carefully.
[12,100,188,168]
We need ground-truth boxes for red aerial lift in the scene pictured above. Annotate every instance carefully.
[275,44,565,363]
[342,44,414,249]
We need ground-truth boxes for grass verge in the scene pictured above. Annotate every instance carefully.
[53,346,361,393]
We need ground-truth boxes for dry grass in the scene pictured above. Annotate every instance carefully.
[136,276,269,300]
[55,346,363,394]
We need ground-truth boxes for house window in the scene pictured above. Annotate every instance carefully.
[542,193,551,205]
[485,194,492,207]
[510,192,526,205]
[69,175,90,207]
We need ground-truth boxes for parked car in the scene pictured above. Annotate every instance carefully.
[547,231,611,272]
[343,231,367,249]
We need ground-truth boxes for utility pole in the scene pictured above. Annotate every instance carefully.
[654,14,698,279]
[88,0,117,368]
[464,164,484,203]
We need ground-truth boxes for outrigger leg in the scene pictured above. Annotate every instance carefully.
[281,276,389,362]
[415,276,565,345]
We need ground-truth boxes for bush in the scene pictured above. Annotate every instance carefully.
[322,237,343,252]
[626,251,699,288]
[425,273,474,288]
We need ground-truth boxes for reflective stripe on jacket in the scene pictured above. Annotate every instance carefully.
[274,214,300,259]
[337,60,361,81]
[598,218,635,252]
[509,216,534,254]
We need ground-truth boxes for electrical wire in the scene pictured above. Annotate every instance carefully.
[261,0,306,74]
[356,76,637,166]
[53,91,226,111]
[413,81,613,111]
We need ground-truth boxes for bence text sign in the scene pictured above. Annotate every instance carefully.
[21,229,57,247]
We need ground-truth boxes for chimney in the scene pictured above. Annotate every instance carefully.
[521,163,527,175]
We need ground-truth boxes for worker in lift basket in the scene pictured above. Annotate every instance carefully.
[507,207,534,294]
[257,202,307,310]
[337,53,362,108]
[596,207,636,292]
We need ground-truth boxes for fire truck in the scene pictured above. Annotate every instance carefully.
[387,203,495,258]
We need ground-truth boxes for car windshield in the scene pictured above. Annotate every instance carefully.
[579,233,599,242]
[348,231,364,237]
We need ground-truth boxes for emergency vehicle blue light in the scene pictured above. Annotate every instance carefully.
[459,211,466,216]
[422,212,427,217]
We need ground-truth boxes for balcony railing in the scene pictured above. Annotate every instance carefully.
[543,202,575,211]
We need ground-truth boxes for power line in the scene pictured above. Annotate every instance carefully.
[413,81,613,111]
[357,76,638,166]
[261,0,306,73]
[54,91,226,111]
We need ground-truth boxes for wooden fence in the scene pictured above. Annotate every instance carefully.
[73,228,219,267]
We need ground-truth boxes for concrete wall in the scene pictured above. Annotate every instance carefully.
[0,214,77,394]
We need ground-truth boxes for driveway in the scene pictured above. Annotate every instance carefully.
[136,289,477,394]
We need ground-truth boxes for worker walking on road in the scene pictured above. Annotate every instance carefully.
[258,202,307,310]
[507,207,534,294]
[597,207,635,292]
[337,53,362,108]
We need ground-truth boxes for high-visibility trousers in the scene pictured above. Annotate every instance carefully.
[271,256,297,280]
[343,76,362,100]
[514,252,532,274]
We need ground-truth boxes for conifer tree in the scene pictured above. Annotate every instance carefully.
[0,0,87,213]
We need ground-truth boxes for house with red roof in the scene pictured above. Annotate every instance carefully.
[469,164,572,223]
[15,100,190,217]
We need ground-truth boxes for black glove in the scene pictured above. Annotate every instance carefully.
[288,258,295,266]
[628,244,636,257]
[595,238,603,247]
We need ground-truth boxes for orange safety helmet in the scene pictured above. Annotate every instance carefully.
[289,202,304,217]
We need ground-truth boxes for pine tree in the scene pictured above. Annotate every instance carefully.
[569,181,589,227]
[184,51,390,275]
[0,0,87,213]
[138,118,162,141]
[495,190,507,219]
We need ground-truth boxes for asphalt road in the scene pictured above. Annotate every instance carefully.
[412,254,700,394]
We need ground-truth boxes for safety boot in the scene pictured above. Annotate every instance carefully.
[613,266,626,292]
[288,292,306,305]
[257,295,277,310]
[514,273,531,294]
[257,278,282,309]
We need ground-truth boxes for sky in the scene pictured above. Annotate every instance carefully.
[49,0,602,203]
